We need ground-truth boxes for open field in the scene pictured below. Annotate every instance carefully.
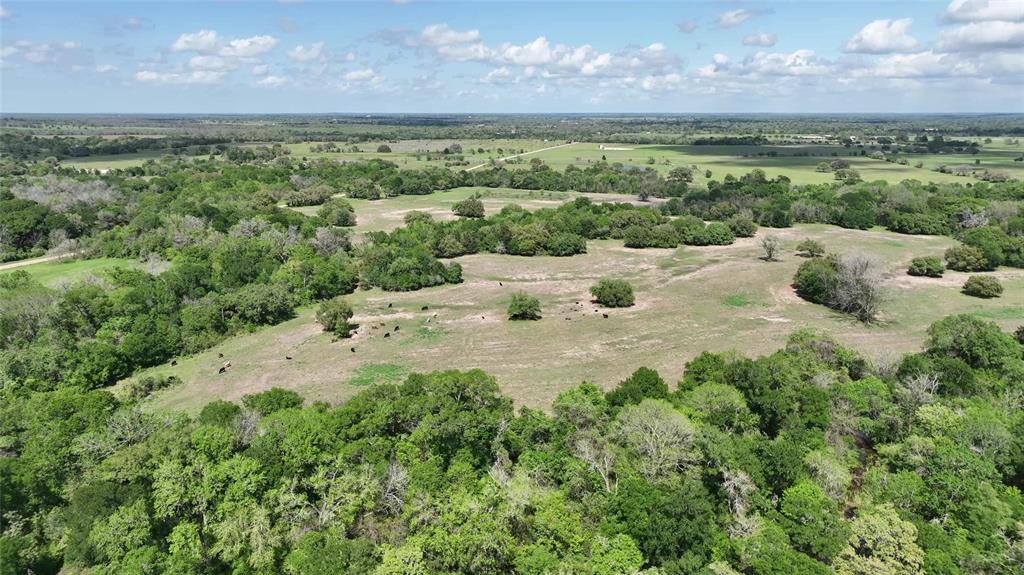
[135,217,1024,414]
[62,150,167,170]
[519,143,983,185]
[0,256,138,287]
[291,186,651,233]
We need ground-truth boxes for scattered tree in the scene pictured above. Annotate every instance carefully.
[962,275,1003,298]
[907,256,944,277]
[316,296,356,337]
[590,279,635,307]
[507,292,541,320]
[760,235,782,261]
[795,238,825,258]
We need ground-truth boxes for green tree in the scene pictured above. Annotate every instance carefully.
[317,198,357,227]
[452,196,485,218]
[907,256,944,277]
[606,367,669,407]
[779,481,849,561]
[961,275,1002,298]
[832,505,924,575]
[590,279,635,308]
[507,292,541,320]
[316,296,356,337]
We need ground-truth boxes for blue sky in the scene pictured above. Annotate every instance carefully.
[1,0,1022,113]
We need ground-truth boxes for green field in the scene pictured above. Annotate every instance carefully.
[0,257,138,286]
[63,151,167,170]
[521,142,984,185]
[133,197,1024,413]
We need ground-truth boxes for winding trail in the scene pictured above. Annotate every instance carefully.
[465,141,576,172]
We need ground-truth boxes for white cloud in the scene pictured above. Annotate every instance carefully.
[943,0,1024,23]
[418,23,480,46]
[135,69,225,84]
[343,68,377,81]
[257,75,288,87]
[482,66,513,83]
[172,29,219,52]
[713,53,730,65]
[717,9,754,28]
[188,55,236,71]
[288,41,325,62]
[939,20,1024,50]
[854,50,979,78]
[62,41,81,50]
[95,64,118,73]
[743,33,777,47]
[436,42,493,62]
[218,35,277,58]
[639,73,682,92]
[0,6,10,20]
[741,49,831,76]
[498,36,555,66]
[845,19,918,53]
[252,64,269,76]
[677,20,698,33]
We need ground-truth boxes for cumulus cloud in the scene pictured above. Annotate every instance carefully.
[257,75,288,87]
[939,20,1024,50]
[743,33,777,47]
[95,64,118,73]
[740,49,831,76]
[188,55,236,71]
[288,42,326,62]
[417,23,481,46]
[845,19,918,53]
[856,50,979,78]
[219,35,277,58]
[135,69,225,84]
[677,20,698,33]
[172,29,219,52]
[717,9,754,28]
[251,64,269,76]
[343,68,377,81]
[943,0,1024,23]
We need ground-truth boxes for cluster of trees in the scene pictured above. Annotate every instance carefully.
[2,314,1022,574]
[793,253,885,322]
[0,133,232,161]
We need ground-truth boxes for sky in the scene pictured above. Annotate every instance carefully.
[0,0,1022,113]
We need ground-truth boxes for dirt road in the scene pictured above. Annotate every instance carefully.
[465,141,576,172]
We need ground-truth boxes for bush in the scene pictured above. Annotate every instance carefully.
[727,215,758,238]
[945,245,990,272]
[793,257,838,304]
[671,216,705,244]
[590,279,635,307]
[962,275,1003,298]
[242,388,303,416]
[545,232,587,256]
[316,198,357,227]
[285,185,335,207]
[907,256,944,277]
[444,262,463,284]
[376,144,392,153]
[693,222,735,246]
[507,292,541,320]
[795,239,825,258]
[316,296,355,337]
[452,196,485,218]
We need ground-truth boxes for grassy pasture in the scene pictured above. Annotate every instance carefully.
[134,206,1024,413]
[0,257,138,287]
[521,143,977,185]
[264,138,558,170]
[62,151,167,170]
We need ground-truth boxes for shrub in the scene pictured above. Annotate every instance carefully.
[507,292,541,320]
[907,256,944,277]
[242,388,303,416]
[945,245,990,272]
[591,279,635,307]
[545,233,587,256]
[962,275,1002,298]
[671,216,705,244]
[444,262,463,284]
[316,198,357,227]
[316,296,355,337]
[693,222,735,246]
[793,257,838,304]
[795,238,825,258]
[285,185,335,207]
[727,215,758,238]
[760,235,782,261]
[376,144,392,153]
[452,196,485,218]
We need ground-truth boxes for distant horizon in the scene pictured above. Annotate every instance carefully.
[4,112,1024,118]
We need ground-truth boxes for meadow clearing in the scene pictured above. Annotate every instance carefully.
[127,194,1024,413]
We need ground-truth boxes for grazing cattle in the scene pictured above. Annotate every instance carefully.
[394,326,400,332]
[330,337,337,343]
[224,362,231,369]
[170,360,177,366]
[603,313,609,318]
[218,352,224,358]
[388,303,393,308]
[481,316,485,320]
[285,356,292,360]
[350,347,356,353]
[384,332,391,338]
[421,305,429,311]
[499,281,503,286]
[218,366,226,374]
